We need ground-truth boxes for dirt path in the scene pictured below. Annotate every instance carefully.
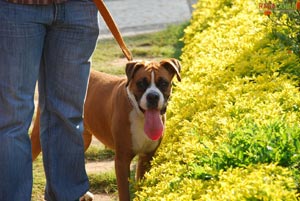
[86,160,115,174]
[93,193,114,201]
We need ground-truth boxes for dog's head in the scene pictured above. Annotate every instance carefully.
[125,58,181,140]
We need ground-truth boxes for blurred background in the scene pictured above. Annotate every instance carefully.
[98,0,197,38]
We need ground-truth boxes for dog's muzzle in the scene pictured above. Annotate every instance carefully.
[146,91,160,109]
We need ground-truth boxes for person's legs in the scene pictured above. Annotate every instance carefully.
[38,1,99,200]
[0,1,48,200]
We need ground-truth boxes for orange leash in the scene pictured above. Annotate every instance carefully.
[93,0,133,61]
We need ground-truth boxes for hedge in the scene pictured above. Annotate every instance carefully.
[135,0,300,200]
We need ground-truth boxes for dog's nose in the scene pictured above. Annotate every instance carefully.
[146,92,160,109]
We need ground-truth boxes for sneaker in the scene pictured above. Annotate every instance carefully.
[78,191,94,201]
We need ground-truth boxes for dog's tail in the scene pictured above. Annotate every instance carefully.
[31,107,42,161]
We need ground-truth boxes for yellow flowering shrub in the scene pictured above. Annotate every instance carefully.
[134,0,300,200]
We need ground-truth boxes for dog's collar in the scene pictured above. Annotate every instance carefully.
[126,87,144,117]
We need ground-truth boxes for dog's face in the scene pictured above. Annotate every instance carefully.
[125,58,181,140]
[126,58,181,114]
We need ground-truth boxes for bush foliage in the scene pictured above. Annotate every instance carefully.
[135,0,300,200]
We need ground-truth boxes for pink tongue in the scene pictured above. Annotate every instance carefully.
[144,109,164,141]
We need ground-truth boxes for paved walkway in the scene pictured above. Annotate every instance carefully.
[98,0,196,38]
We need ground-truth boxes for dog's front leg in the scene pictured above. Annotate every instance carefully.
[115,152,134,201]
[136,152,155,181]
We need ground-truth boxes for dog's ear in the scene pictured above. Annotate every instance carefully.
[125,61,144,86]
[160,58,181,82]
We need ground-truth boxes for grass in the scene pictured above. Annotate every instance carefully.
[92,23,187,74]
[32,22,188,200]
[89,172,117,194]
[32,156,46,201]
[85,145,115,161]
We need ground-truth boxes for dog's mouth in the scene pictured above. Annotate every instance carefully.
[144,109,164,141]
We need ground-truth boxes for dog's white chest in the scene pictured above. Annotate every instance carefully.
[129,110,160,154]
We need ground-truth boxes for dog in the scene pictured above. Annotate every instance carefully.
[31,58,181,201]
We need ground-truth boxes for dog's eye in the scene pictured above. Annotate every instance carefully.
[157,78,169,91]
[136,78,149,91]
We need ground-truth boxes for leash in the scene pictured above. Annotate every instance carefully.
[93,0,133,61]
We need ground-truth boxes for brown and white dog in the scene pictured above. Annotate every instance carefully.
[31,58,181,201]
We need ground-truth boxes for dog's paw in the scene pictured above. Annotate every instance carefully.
[79,191,94,201]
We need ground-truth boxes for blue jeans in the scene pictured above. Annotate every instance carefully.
[0,1,99,200]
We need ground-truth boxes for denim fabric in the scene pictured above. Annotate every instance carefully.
[0,1,99,200]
